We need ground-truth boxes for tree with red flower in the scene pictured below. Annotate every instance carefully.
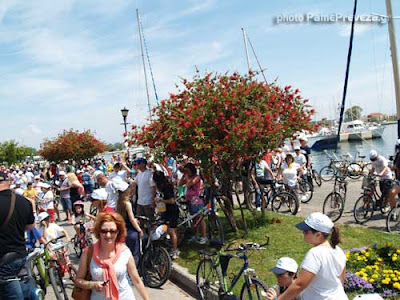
[39,129,106,162]
[128,71,316,230]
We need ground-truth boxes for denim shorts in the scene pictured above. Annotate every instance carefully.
[60,197,72,211]
[189,203,204,215]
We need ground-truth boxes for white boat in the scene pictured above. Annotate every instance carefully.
[339,120,384,141]
[308,120,385,150]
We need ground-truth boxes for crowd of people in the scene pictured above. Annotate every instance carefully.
[2,135,400,300]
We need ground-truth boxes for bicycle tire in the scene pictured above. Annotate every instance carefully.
[353,195,374,224]
[140,245,171,288]
[323,192,344,222]
[298,181,313,203]
[387,206,400,233]
[319,165,335,181]
[73,237,83,258]
[272,192,298,215]
[312,170,322,187]
[49,266,69,300]
[240,277,269,300]
[347,163,363,180]
[207,212,224,245]
[196,258,223,300]
[32,262,47,295]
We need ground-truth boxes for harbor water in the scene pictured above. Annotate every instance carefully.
[311,123,398,171]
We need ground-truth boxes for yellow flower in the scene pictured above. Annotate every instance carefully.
[393,257,398,261]
[372,274,379,279]
[366,266,372,270]
[378,258,383,262]
[361,250,366,254]
[369,279,375,283]
[365,252,370,257]
[396,249,400,254]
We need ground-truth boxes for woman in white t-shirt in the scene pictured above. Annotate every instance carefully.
[281,154,299,189]
[276,212,348,300]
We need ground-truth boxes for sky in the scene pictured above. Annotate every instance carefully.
[1,0,400,149]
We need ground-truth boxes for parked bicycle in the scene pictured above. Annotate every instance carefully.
[176,201,224,246]
[137,216,172,288]
[323,174,347,222]
[319,151,360,181]
[353,174,392,224]
[196,237,270,300]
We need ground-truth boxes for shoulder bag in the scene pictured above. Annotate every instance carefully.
[72,245,93,300]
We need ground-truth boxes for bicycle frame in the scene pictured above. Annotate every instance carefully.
[177,203,212,228]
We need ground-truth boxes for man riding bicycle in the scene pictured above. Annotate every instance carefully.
[369,150,393,211]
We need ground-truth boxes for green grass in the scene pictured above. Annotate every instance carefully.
[175,209,400,297]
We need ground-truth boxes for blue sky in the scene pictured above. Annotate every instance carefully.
[0,0,399,148]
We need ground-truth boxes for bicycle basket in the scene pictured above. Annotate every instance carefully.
[219,254,233,277]
[362,177,372,189]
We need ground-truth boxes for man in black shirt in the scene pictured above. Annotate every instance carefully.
[0,171,35,299]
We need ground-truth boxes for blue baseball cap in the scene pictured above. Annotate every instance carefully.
[135,157,147,165]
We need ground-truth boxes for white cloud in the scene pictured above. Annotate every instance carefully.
[338,23,373,37]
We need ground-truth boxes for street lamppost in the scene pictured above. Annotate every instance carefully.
[120,107,130,134]
[120,107,130,161]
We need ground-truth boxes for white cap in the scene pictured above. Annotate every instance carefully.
[76,170,82,174]
[90,188,108,201]
[369,150,378,160]
[18,171,23,175]
[94,170,104,179]
[34,175,40,179]
[27,168,32,171]
[269,257,298,274]
[294,145,301,150]
[59,171,66,176]
[38,182,50,189]
[296,212,334,234]
[64,160,69,164]
[396,139,400,147]
[299,136,308,142]
[111,177,129,192]
[38,212,50,222]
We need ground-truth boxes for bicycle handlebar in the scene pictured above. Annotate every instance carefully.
[44,234,66,247]
[225,236,269,253]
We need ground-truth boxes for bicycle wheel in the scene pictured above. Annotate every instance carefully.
[312,170,322,187]
[347,163,363,180]
[196,258,223,300]
[353,195,375,224]
[49,266,69,300]
[319,166,335,181]
[323,192,344,222]
[387,206,400,233]
[73,237,83,258]
[207,212,224,245]
[140,245,171,288]
[240,277,268,300]
[298,181,313,203]
[272,192,298,215]
[32,261,47,295]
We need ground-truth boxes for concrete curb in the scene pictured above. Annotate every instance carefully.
[170,263,201,299]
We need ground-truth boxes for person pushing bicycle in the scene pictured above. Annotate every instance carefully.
[369,150,393,211]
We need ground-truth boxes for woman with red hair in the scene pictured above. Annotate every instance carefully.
[75,212,149,300]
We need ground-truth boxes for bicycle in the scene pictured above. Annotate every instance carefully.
[323,174,347,222]
[176,201,224,246]
[319,151,359,181]
[387,200,400,233]
[1,248,45,300]
[353,174,393,224]
[270,183,299,215]
[72,221,93,258]
[31,235,76,300]
[137,216,172,288]
[196,237,269,300]
[297,175,313,203]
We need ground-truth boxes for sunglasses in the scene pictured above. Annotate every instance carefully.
[100,229,118,235]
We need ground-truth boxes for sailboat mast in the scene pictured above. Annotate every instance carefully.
[336,0,358,150]
[241,28,251,72]
[136,9,152,121]
[385,0,400,138]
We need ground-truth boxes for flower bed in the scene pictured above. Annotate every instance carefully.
[345,244,400,299]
